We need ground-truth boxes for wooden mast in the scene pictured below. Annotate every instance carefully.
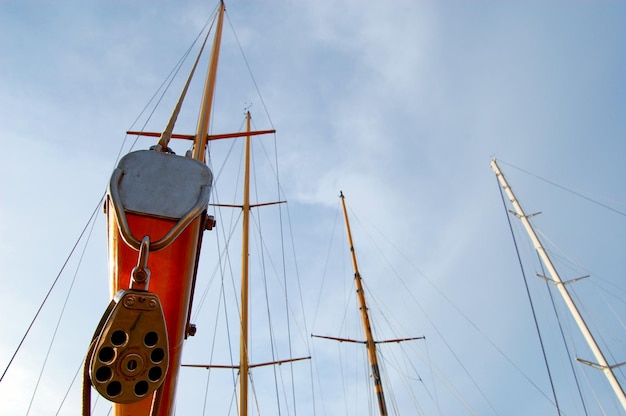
[339,191,389,416]
[491,159,626,411]
[180,112,312,413]
[193,1,225,162]
[239,111,252,416]
[311,195,422,413]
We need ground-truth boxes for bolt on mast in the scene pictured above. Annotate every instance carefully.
[491,159,626,411]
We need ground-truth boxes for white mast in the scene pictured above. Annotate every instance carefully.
[491,159,626,411]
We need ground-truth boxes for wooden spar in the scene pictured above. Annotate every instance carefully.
[240,111,252,416]
[311,193,422,413]
[192,1,225,162]
[126,129,276,141]
[175,112,307,413]
[491,159,626,411]
[339,191,389,416]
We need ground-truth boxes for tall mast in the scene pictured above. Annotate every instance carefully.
[339,191,389,416]
[192,1,225,162]
[239,111,252,416]
[180,115,310,413]
[491,159,626,411]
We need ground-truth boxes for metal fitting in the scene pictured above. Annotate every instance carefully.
[205,215,216,231]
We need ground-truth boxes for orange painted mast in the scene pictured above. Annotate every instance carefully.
[84,3,225,416]
[85,3,310,414]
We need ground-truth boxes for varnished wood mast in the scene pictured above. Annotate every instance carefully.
[311,193,423,415]
[192,2,224,162]
[339,191,389,416]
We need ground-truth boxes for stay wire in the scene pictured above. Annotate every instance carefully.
[425,340,442,416]
[311,200,342,332]
[346,190,555,411]
[251,126,309,348]
[498,159,626,218]
[0,193,104,384]
[245,70,307,411]
[347,205,496,415]
[282,197,316,415]
[248,125,284,415]
[274,152,299,416]
[120,5,218,161]
[225,10,275,130]
[538,258,590,415]
[56,358,87,415]
[496,174,562,415]
[252,210,285,414]
[36,212,98,415]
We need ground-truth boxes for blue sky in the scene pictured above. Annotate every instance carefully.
[1,1,626,415]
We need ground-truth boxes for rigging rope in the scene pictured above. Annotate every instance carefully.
[56,358,86,414]
[538,258,590,415]
[28,211,100,415]
[253,207,285,415]
[498,159,626,217]
[496,174,562,415]
[348,205,498,415]
[282,195,315,414]
[354,200,559,406]
[217,12,313,411]
[424,340,442,416]
[225,10,275,131]
[120,20,211,160]
[158,14,214,150]
[0,193,104,384]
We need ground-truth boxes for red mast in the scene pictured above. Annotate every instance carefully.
[84,3,225,415]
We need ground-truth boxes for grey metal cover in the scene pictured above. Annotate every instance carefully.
[116,150,213,220]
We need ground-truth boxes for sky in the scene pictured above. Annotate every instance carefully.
[1,0,626,415]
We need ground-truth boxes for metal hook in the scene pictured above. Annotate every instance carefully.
[131,236,151,291]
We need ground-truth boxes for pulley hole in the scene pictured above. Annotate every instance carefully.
[148,366,163,382]
[111,330,128,347]
[95,366,112,383]
[151,348,165,363]
[144,331,159,347]
[98,347,115,364]
[134,380,149,397]
[106,381,122,398]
